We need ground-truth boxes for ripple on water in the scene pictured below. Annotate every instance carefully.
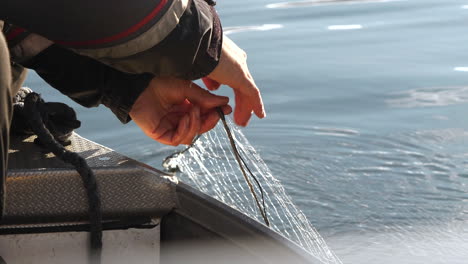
[386,86,468,108]
[274,126,468,231]
[435,186,467,195]
[266,0,404,9]
[311,126,360,137]
[347,166,392,173]
[224,24,283,35]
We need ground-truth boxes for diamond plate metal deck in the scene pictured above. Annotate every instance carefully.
[8,133,135,169]
[3,133,177,225]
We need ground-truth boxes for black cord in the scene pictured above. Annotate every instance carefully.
[23,93,102,264]
[216,108,270,226]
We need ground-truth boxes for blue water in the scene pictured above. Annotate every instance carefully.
[25,0,468,263]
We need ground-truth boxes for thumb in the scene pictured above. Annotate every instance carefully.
[202,77,221,91]
[185,82,229,109]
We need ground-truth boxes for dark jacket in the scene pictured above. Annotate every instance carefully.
[0,0,222,123]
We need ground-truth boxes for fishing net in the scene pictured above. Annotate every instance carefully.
[163,116,342,264]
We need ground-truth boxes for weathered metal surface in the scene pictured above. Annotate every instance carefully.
[0,225,160,264]
[8,133,136,169]
[3,133,177,225]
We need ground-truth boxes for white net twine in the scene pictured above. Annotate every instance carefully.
[163,116,342,264]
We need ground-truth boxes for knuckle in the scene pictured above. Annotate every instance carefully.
[240,50,247,59]
[241,78,257,92]
[253,88,260,97]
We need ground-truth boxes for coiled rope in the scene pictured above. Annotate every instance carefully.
[23,92,102,264]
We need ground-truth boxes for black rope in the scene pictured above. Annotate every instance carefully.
[216,108,270,227]
[23,93,102,264]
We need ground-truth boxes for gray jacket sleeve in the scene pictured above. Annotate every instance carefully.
[1,0,223,122]
[1,0,223,80]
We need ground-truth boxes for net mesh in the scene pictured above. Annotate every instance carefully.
[163,116,342,264]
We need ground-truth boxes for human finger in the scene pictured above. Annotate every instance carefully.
[235,79,266,124]
[181,106,201,145]
[199,110,220,134]
[220,104,233,115]
[199,104,232,116]
[199,105,233,134]
[185,82,229,109]
[245,79,266,119]
[233,90,254,127]
[168,99,192,114]
[157,114,189,146]
[202,77,221,91]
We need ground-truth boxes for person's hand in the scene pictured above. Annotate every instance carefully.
[130,77,232,146]
[202,36,266,127]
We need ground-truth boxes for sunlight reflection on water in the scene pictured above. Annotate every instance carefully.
[327,24,363,30]
[386,86,468,108]
[454,67,468,72]
[266,0,404,9]
[225,24,284,35]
